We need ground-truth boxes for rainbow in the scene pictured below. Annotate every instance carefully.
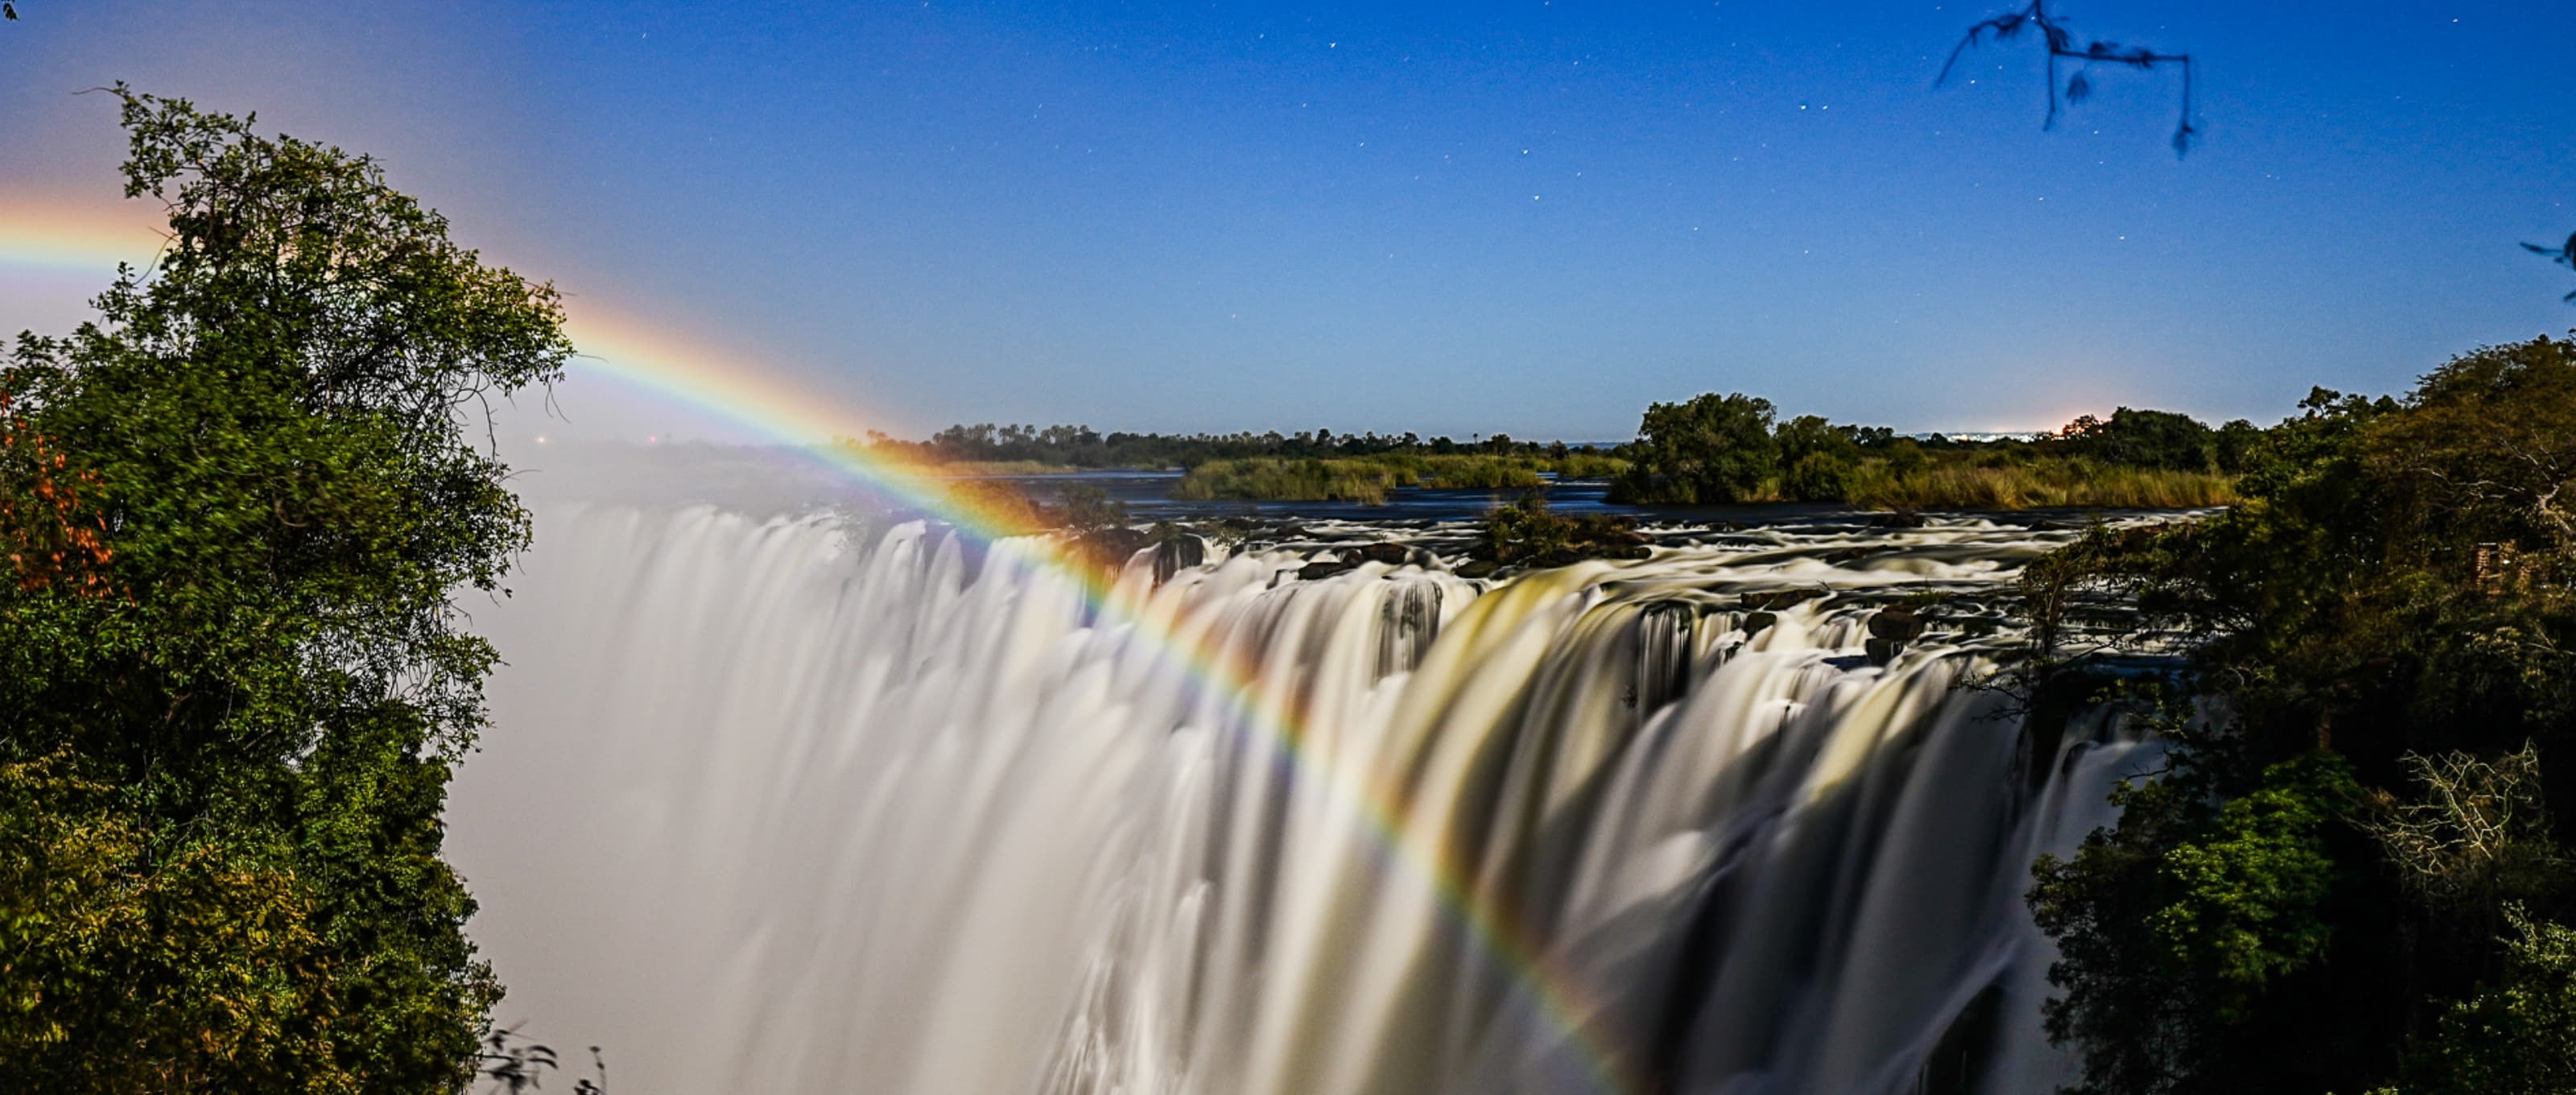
[1,205,1643,1093]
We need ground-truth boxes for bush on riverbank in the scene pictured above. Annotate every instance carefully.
[1173,458,1404,504]
[2019,334,2576,1095]
[1472,495,1650,568]
[1172,453,1610,502]
[1845,461,2235,509]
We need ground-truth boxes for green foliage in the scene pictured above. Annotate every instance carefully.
[2056,407,2220,473]
[1844,461,2234,510]
[2022,335,2576,1095]
[2399,907,2576,1094]
[2147,752,2355,1007]
[1609,392,1781,504]
[2032,747,2359,1095]
[1170,453,1573,503]
[1781,449,1855,502]
[0,89,564,1092]
[856,420,1624,474]
[1174,457,1401,504]
[1472,494,1649,568]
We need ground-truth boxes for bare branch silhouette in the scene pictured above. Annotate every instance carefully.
[1940,0,2198,156]
[2527,232,2576,303]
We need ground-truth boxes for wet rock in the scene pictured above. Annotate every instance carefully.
[1297,560,1356,581]
[1872,508,1927,528]
[1455,559,1502,579]
[1346,542,1414,567]
[1151,535,1206,585]
[1867,606,1927,643]
[1864,606,1927,665]
[1743,588,1827,612]
[1074,527,1150,569]
[1743,610,1779,634]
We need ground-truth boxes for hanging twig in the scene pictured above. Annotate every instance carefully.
[2525,232,2576,303]
[1939,0,2199,156]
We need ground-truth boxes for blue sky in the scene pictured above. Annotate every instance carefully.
[2,1,2570,440]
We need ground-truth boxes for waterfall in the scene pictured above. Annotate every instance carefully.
[447,503,2161,1095]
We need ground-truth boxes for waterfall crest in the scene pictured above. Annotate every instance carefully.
[448,505,2160,1095]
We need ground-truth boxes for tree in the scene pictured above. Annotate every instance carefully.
[1608,392,1781,504]
[0,87,568,1092]
[2020,335,2576,1094]
[2053,407,2218,473]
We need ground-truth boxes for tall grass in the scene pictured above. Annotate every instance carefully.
[1843,459,2235,510]
[1171,454,1566,502]
[1173,458,1402,504]
[1410,456,1546,490]
[1554,452,1631,480]
[916,459,1078,477]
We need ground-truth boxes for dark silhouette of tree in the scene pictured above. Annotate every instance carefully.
[1941,0,2198,155]
[2530,233,2576,303]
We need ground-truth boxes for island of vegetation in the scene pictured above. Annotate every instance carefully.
[852,396,2249,511]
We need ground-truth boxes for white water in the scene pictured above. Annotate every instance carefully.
[448,504,2160,1095]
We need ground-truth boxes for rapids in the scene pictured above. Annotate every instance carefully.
[446,504,2163,1095]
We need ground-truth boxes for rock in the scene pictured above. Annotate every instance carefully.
[1075,527,1150,568]
[1297,560,1355,581]
[1743,588,1826,612]
[1866,606,1926,642]
[1872,508,1927,528]
[1864,636,1905,665]
[1151,535,1206,585]
[1822,546,1874,564]
[1455,559,1501,579]
[1347,542,1413,567]
[1743,611,1778,634]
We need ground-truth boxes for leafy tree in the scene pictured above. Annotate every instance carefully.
[1773,414,1861,501]
[2032,747,2361,1095]
[2020,334,2576,1094]
[2052,407,2218,473]
[2396,905,2576,1094]
[1608,392,1781,504]
[1472,494,1647,568]
[0,87,568,1092]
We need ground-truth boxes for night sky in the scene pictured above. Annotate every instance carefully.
[2,1,2570,441]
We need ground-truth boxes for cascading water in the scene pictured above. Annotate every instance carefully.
[446,502,2162,1095]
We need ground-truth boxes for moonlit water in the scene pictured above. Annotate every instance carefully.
[447,501,2161,1095]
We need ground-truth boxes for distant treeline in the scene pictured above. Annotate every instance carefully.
[1605,398,2260,508]
[858,399,2268,510]
[851,424,1600,470]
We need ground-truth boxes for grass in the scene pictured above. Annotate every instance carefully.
[1843,460,2235,510]
[1554,452,1631,480]
[1173,458,1404,504]
[915,459,1080,477]
[1171,453,1626,503]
